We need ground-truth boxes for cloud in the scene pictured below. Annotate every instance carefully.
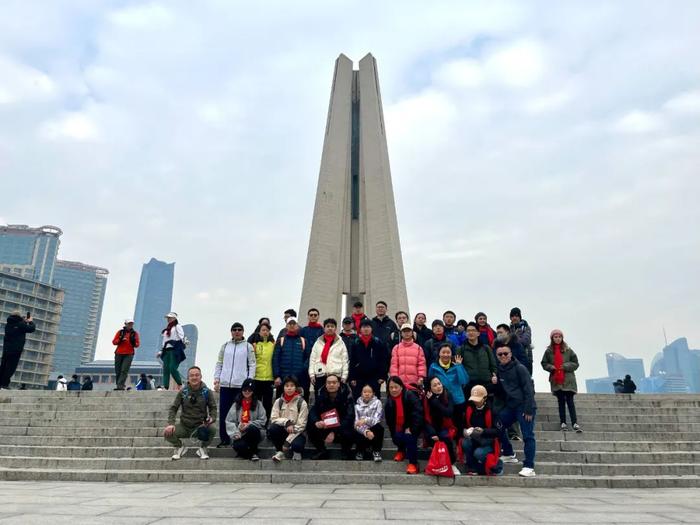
[0,55,56,105]
[39,112,100,141]
[484,39,546,88]
[663,90,700,114]
[613,110,663,134]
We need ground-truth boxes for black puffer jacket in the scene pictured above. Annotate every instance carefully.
[2,314,35,353]
[497,358,536,414]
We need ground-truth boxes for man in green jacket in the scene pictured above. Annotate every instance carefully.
[164,366,217,460]
[459,322,498,393]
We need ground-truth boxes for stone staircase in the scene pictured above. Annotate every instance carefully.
[0,390,698,487]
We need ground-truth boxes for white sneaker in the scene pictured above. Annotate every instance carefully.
[272,451,285,463]
[500,454,519,464]
[451,465,461,476]
[171,446,187,460]
[292,452,302,461]
[195,447,209,460]
[519,467,536,477]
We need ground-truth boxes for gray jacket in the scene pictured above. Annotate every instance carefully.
[225,399,266,439]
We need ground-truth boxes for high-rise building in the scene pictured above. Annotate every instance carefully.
[52,260,109,375]
[0,225,62,284]
[133,258,174,356]
[299,54,409,320]
[180,324,198,374]
[0,272,64,388]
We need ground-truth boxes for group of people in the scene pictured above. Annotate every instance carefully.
[164,302,584,478]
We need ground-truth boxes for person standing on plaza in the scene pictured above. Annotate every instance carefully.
[164,366,216,460]
[81,376,93,391]
[413,313,433,348]
[55,375,67,391]
[308,318,349,393]
[348,319,388,400]
[213,322,256,448]
[460,322,498,393]
[160,313,186,391]
[227,378,266,461]
[384,376,423,474]
[541,329,582,432]
[0,311,35,390]
[353,384,384,462]
[495,345,537,477]
[252,323,275,420]
[111,319,140,391]
[273,317,311,401]
[389,323,426,388]
[268,375,308,462]
[67,374,81,391]
[510,307,534,375]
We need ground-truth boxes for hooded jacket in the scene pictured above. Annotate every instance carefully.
[428,361,469,404]
[308,335,349,381]
[2,314,35,353]
[214,339,256,388]
[497,358,536,415]
[541,343,579,393]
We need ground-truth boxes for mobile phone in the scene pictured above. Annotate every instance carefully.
[26,311,31,318]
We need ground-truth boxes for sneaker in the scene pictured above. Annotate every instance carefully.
[500,454,519,464]
[372,451,382,463]
[171,446,187,460]
[195,447,209,460]
[355,452,364,461]
[292,452,302,461]
[509,433,522,441]
[272,451,285,463]
[573,423,582,433]
[466,469,478,476]
[560,423,569,431]
[250,454,260,462]
[393,451,405,462]
[312,450,330,460]
[451,465,461,476]
[406,463,418,475]
[518,467,536,477]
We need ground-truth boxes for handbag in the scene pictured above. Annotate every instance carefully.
[424,441,453,477]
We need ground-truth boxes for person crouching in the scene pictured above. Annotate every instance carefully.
[226,378,266,462]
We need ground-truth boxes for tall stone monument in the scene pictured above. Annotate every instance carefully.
[300,53,409,321]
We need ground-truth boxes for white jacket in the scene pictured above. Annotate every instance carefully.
[308,335,349,381]
[56,378,67,391]
[214,339,256,388]
[162,324,185,349]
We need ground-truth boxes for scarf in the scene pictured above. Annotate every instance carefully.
[352,313,365,331]
[321,334,335,364]
[392,392,405,433]
[479,324,495,346]
[439,360,451,370]
[359,334,372,347]
[241,398,252,424]
[553,343,565,385]
[307,321,322,329]
[283,391,298,404]
[162,320,177,337]
[286,328,299,337]
[434,333,445,342]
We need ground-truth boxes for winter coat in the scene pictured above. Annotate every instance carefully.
[55,378,67,391]
[421,336,455,367]
[300,325,324,349]
[424,391,455,438]
[2,314,35,353]
[214,339,256,388]
[497,358,536,415]
[459,341,497,384]
[307,383,355,431]
[493,336,530,372]
[413,324,433,347]
[478,324,497,348]
[112,328,140,355]
[308,335,349,381]
[389,341,427,386]
[253,339,275,381]
[272,333,310,381]
[541,344,579,393]
[354,395,384,435]
[269,392,308,444]
[168,381,217,427]
[349,336,388,385]
[510,320,532,349]
[81,379,93,391]
[66,379,81,391]
[623,377,637,394]
[428,362,469,405]
[384,389,423,436]
[447,331,466,348]
[225,398,267,439]
[372,316,399,350]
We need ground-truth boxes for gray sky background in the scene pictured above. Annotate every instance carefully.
[1,1,699,391]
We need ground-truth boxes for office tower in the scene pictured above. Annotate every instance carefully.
[0,224,62,284]
[180,324,198,374]
[133,258,174,355]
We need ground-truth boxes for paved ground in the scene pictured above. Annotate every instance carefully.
[0,481,698,524]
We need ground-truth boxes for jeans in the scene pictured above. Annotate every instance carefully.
[554,390,577,425]
[114,353,134,389]
[498,407,536,468]
[461,439,502,474]
[218,387,240,445]
[232,426,262,458]
[161,351,182,390]
[391,431,418,464]
[267,423,306,454]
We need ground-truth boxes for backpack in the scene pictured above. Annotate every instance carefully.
[276,395,304,414]
[279,336,306,350]
[118,329,137,347]
[181,385,210,405]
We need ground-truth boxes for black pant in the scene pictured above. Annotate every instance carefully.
[308,422,354,454]
[232,426,262,458]
[114,354,134,389]
[554,390,577,425]
[218,387,240,444]
[267,423,306,453]
[0,350,22,388]
[254,380,274,421]
[355,423,384,453]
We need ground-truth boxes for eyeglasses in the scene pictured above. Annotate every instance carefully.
[309,313,319,317]
[497,352,511,357]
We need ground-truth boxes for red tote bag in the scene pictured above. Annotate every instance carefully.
[424,441,453,478]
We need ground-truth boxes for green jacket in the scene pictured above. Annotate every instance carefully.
[458,341,496,383]
[168,382,217,427]
[541,344,579,393]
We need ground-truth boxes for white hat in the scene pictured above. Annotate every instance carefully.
[165,312,178,319]
[400,323,413,331]
[124,318,134,324]
[286,317,298,325]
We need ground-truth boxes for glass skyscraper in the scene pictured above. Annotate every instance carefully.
[180,324,198,374]
[0,225,62,284]
[52,260,109,375]
[133,258,174,356]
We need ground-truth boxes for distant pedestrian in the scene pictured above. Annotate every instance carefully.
[81,376,93,391]
[159,313,186,391]
[227,379,266,462]
[55,375,67,391]
[623,375,637,394]
[67,374,81,391]
[0,311,35,390]
[268,376,308,462]
[541,329,581,432]
[135,373,151,391]
[112,318,140,391]
[147,375,156,389]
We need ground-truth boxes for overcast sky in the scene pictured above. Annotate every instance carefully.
[1,1,699,391]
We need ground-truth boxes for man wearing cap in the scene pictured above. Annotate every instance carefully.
[277,308,297,339]
[339,316,357,356]
[213,322,256,447]
[112,319,140,391]
[421,320,455,367]
[509,307,533,375]
[461,385,503,476]
[350,301,369,332]
[349,319,388,399]
[273,317,311,401]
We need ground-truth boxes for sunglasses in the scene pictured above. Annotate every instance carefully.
[497,352,511,357]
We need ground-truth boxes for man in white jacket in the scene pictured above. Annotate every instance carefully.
[308,318,349,394]
[213,322,256,447]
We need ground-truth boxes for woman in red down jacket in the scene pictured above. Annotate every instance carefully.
[389,324,426,387]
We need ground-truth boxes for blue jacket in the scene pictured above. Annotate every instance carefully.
[429,362,469,405]
[300,325,324,349]
[273,333,311,381]
[447,331,466,348]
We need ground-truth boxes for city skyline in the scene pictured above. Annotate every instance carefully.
[132,257,174,358]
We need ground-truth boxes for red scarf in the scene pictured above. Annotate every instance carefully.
[162,320,177,336]
[307,321,322,329]
[352,313,365,331]
[424,395,457,439]
[241,398,252,423]
[392,393,405,433]
[283,392,298,404]
[479,325,495,346]
[359,334,372,347]
[286,328,299,336]
[553,343,565,385]
[320,334,335,364]
[434,333,445,341]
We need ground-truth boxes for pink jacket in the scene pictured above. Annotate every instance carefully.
[389,341,427,386]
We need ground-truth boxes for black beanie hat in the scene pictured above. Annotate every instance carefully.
[432,319,445,328]
[509,307,522,318]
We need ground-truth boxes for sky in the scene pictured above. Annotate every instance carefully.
[1,1,699,392]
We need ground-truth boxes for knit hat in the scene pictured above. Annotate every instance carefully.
[241,378,255,391]
[431,319,445,328]
[550,329,564,339]
[509,307,522,318]
[360,319,373,328]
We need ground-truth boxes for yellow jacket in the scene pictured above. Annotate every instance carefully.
[254,340,275,381]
